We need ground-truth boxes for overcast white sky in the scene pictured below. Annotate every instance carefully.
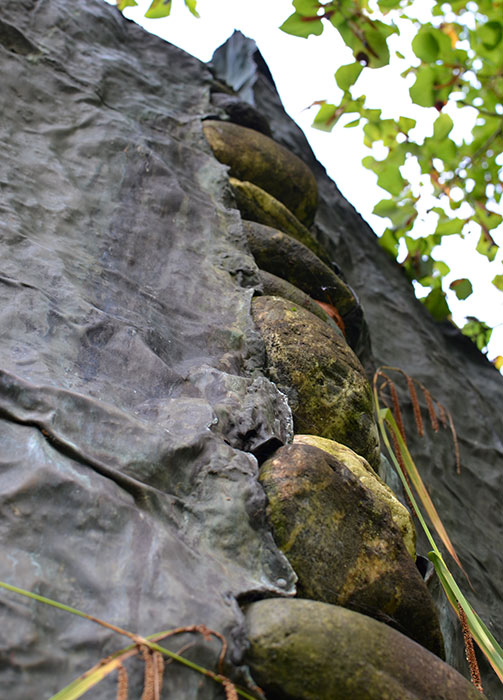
[107,0,503,363]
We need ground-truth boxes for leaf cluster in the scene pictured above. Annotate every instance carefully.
[280,0,503,353]
[115,0,501,359]
[116,0,199,19]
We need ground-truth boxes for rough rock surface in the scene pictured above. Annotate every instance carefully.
[213,31,503,696]
[252,296,380,469]
[293,434,416,557]
[1,3,502,698]
[203,119,318,225]
[245,599,486,700]
[259,442,444,656]
[0,3,296,698]
[210,91,272,136]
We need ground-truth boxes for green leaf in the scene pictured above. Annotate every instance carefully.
[422,288,450,321]
[433,113,454,141]
[364,156,406,196]
[293,0,320,16]
[462,317,493,351]
[362,21,394,68]
[344,118,361,128]
[184,0,199,17]
[412,29,440,62]
[145,0,172,18]
[379,227,401,257]
[280,11,323,38]
[435,217,466,236]
[330,16,394,68]
[378,0,402,9]
[312,103,339,131]
[373,198,399,218]
[335,62,363,91]
[434,260,450,277]
[117,0,138,9]
[492,274,503,291]
[449,278,473,300]
[476,231,498,261]
[409,67,435,107]
[477,20,502,49]
[374,198,417,228]
[379,166,406,197]
[398,116,416,133]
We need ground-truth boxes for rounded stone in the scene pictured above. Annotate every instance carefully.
[244,219,358,319]
[244,599,486,700]
[203,119,318,225]
[251,295,380,469]
[230,178,330,264]
[259,442,444,657]
[293,434,416,558]
[257,270,344,337]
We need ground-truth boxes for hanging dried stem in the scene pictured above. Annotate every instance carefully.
[153,651,164,699]
[116,663,129,700]
[420,384,439,432]
[436,400,448,429]
[164,641,196,665]
[378,379,392,411]
[164,624,228,674]
[140,645,155,700]
[457,603,484,693]
[376,367,461,475]
[404,374,424,437]
[222,677,239,700]
[387,377,407,442]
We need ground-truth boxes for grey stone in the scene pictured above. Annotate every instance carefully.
[252,296,380,469]
[245,598,486,700]
[213,32,503,696]
[203,119,318,225]
[257,269,344,337]
[259,442,444,657]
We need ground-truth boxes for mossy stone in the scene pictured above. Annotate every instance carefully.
[203,120,318,225]
[245,599,485,700]
[259,443,444,657]
[230,178,330,264]
[252,295,380,469]
[257,270,344,337]
[294,434,416,558]
[244,220,357,319]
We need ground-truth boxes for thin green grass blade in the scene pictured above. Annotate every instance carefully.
[0,581,95,619]
[0,581,259,700]
[50,656,124,700]
[429,551,503,683]
[380,407,467,575]
[373,379,503,687]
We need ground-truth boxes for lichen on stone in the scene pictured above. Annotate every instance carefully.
[293,434,416,558]
[245,599,484,700]
[202,119,318,225]
[259,442,445,657]
[251,295,380,469]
